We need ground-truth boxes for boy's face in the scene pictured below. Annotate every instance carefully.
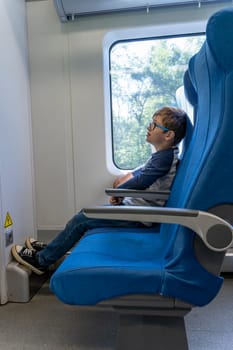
[146,114,174,150]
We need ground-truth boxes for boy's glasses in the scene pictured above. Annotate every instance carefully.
[149,121,170,132]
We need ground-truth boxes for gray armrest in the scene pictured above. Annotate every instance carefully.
[105,188,170,201]
[83,206,233,252]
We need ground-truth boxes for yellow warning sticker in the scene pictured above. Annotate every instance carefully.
[4,212,13,228]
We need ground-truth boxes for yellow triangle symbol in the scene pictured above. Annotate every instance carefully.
[4,212,13,228]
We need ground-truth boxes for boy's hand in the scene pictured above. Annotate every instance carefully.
[109,196,124,205]
[109,172,132,205]
[112,172,133,188]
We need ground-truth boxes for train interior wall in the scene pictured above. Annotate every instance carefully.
[26,0,229,231]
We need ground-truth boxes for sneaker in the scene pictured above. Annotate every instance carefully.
[11,245,46,275]
[25,237,47,252]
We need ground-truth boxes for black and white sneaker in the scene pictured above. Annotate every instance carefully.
[25,238,47,252]
[11,245,46,275]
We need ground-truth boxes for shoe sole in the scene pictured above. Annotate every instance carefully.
[25,238,34,250]
[11,246,44,276]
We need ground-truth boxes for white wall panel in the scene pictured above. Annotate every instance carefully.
[0,0,35,303]
[27,1,76,230]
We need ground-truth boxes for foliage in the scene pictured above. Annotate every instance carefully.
[110,35,205,169]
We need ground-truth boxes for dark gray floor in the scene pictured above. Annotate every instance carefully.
[186,275,233,350]
[0,276,233,349]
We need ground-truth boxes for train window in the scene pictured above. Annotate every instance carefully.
[104,27,205,172]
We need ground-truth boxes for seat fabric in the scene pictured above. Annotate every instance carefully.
[50,8,233,307]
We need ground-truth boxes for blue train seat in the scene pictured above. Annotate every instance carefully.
[50,8,233,350]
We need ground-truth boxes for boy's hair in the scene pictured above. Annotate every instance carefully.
[153,106,188,145]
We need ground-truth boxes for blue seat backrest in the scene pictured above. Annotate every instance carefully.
[160,7,233,259]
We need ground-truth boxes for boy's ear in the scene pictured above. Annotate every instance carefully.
[165,130,175,143]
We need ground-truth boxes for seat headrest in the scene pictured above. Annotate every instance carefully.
[207,7,233,72]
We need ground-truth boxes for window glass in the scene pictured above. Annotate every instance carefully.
[110,34,205,170]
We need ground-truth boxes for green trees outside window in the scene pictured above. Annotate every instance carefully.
[110,35,205,169]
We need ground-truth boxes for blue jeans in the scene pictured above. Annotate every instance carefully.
[37,209,150,267]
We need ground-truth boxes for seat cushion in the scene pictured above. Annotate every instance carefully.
[50,226,167,305]
[50,226,223,306]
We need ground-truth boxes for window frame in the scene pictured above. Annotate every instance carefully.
[103,21,206,175]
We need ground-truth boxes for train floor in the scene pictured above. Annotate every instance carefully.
[0,274,233,349]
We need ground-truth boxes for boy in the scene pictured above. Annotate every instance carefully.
[12,106,187,275]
